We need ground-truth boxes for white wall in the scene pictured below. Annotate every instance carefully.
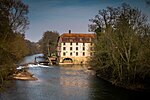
[61,42,92,57]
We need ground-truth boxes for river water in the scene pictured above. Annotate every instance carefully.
[0,54,149,100]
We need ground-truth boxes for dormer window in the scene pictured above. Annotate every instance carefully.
[89,38,92,42]
[80,38,82,41]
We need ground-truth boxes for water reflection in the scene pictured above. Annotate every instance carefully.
[0,54,149,100]
[60,65,90,88]
[59,65,89,100]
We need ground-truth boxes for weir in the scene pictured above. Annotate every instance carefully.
[1,54,148,100]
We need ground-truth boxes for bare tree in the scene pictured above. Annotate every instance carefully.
[89,3,150,89]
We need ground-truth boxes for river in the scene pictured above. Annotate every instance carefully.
[0,54,149,100]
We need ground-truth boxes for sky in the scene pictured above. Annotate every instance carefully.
[22,0,150,42]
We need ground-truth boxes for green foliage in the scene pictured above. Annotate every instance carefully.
[0,0,29,86]
[89,3,150,88]
[38,31,59,57]
[25,40,41,55]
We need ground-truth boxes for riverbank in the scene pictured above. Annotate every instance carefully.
[13,69,38,81]
[95,70,150,91]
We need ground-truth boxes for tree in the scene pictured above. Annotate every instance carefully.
[145,0,150,5]
[25,40,41,55]
[38,31,59,57]
[89,3,150,89]
[0,0,29,86]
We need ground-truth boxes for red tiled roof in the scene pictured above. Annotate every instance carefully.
[60,33,95,38]
[59,33,95,43]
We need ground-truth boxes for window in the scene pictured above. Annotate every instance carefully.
[83,47,85,51]
[63,52,66,56]
[76,52,78,56]
[70,42,72,45]
[83,43,85,46]
[70,52,72,56]
[70,47,72,50]
[83,52,85,56]
[76,47,78,51]
[63,43,65,45]
[63,47,66,50]
[76,42,78,45]
[90,52,93,56]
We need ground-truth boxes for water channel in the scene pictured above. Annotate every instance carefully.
[0,54,149,100]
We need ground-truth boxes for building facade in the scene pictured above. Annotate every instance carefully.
[57,32,95,64]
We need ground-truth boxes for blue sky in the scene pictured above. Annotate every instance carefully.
[23,0,150,42]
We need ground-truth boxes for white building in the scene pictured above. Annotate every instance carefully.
[57,31,95,64]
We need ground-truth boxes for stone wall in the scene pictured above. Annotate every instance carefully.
[59,56,90,64]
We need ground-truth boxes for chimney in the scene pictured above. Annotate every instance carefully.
[69,30,71,34]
